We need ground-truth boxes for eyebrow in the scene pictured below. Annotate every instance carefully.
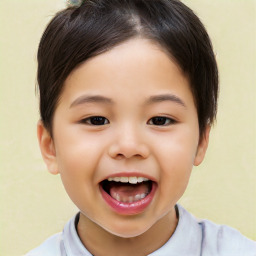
[70,93,186,108]
[70,95,113,108]
[146,94,186,108]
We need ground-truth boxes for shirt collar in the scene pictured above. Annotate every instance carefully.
[63,204,202,256]
[63,213,93,256]
[149,204,202,256]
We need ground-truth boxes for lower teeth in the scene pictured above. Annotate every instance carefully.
[101,180,153,203]
[112,192,147,203]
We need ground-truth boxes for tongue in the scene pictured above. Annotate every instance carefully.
[109,182,149,198]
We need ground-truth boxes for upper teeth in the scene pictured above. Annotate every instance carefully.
[107,176,149,184]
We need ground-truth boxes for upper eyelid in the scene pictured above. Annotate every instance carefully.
[80,116,109,125]
[147,116,177,125]
[78,115,177,124]
[149,115,177,121]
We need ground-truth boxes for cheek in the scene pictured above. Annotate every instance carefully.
[157,128,198,167]
[156,129,198,193]
[159,149,193,193]
[55,127,105,170]
[53,130,105,198]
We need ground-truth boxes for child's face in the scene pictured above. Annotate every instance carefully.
[38,38,209,238]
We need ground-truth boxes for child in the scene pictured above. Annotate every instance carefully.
[27,0,256,255]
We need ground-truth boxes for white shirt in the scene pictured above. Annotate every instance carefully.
[25,204,256,256]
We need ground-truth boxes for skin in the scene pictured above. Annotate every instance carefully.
[38,38,210,256]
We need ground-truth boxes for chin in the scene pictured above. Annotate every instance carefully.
[101,219,154,238]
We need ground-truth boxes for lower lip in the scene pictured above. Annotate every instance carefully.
[99,182,157,215]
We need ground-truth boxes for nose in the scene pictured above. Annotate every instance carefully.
[108,124,150,160]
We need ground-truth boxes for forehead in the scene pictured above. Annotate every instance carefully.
[61,38,194,107]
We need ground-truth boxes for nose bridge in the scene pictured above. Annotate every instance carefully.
[108,121,149,159]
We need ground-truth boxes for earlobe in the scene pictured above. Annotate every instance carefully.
[194,125,211,166]
[37,121,59,175]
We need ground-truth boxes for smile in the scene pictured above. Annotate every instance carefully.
[99,175,157,215]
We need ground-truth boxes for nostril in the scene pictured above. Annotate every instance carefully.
[113,153,146,160]
[116,153,125,160]
[108,144,149,159]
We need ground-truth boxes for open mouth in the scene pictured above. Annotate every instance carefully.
[100,176,153,204]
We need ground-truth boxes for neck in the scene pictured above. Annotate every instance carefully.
[77,207,178,256]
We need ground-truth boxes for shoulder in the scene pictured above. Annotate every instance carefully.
[25,233,64,256]
[175,205,256,256]
[199,218,256,256]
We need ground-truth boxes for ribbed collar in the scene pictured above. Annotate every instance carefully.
[63,204,202,256]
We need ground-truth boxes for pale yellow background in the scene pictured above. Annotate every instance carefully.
[0,0,255,255]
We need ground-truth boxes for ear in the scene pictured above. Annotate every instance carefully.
[194,125,211,166]
[37,120,59,175]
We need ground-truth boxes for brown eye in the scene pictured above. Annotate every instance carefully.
[82,116,109,126]
[148,116,175,126]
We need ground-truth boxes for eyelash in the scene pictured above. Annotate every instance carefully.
[80,116,176,126]
[80,116,109,126]
[147,116,176,126]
